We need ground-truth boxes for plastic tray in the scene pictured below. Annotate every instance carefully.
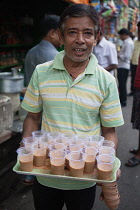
[13,157,121,183]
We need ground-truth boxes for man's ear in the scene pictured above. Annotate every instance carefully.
[58,29,64,46]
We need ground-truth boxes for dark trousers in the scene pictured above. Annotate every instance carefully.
[32,179,96,210]
[117,68,129,105]
[130,63,137,93]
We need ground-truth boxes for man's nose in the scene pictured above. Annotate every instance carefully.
[75,32,85,44]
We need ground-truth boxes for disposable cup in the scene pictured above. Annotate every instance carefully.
[69,152,86,177]
[46,131,61,144]
[99,140,115,148]
[23,136,38,148]
[33,147,46,167]
[39,137,49,158]
[98,146,115,156]
[54,137,69,146]
[31,130,46,142]
[81,147,98,173]
[96,154,115,181]
[49,150,66,175]
[89,135,105,148]
[17,147,33,172]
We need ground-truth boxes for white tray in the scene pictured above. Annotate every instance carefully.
[13,157,121,183]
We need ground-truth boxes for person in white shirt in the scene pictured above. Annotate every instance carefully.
[117,28,134,107]
[93,30,118,76]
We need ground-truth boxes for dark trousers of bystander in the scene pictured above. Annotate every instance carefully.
[117,68,129,106]
[32,179,96,210]
[130,63,137,93]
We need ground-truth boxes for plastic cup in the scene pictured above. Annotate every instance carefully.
[99,140,115,148]
[17,147,33,172]
[69,144,81,152]
[49,150,66,175]
[54,136,69,146]
[48,143,66,152]
[82,147,98,173]
[75,134,89,146]
[69,152,86,177]
[31,130,46,142]
[32,146,46,167]
[89,135,105,148]
[98,146,115,156]
[96,154,115,181]
[23,136,38,148]
[46,131,61,144]
[39,137,49,158]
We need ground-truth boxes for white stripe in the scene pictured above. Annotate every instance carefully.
[101,112,122,119]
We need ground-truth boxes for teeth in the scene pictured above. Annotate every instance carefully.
[75,49,83,51]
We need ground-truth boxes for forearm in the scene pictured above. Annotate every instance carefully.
[22,112,42,139]
[105,64,117,72]
[101,125,118,151]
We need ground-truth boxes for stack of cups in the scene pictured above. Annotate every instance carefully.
[96,140,120,209]
[101,182,120,210]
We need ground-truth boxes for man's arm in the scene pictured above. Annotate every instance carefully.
[105,64,118,72]
[22,111,42,139]
[101,125,118,151]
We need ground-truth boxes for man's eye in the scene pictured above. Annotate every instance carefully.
[84,32,93,36]
[68,31,76,35]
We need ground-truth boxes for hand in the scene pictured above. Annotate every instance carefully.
[116,168,121,180]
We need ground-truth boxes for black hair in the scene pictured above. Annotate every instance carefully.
[118,28,130,35]
[59,4,100,38]
[40,14,60,38]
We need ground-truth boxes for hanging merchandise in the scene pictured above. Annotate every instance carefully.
[89,0,101,13]
[128,7,139,32]
[64,0,89,4]
[100,0,118,18]
[117,6,129,30]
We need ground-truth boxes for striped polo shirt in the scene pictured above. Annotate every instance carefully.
[21,50,124,190]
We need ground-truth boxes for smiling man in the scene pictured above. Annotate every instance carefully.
[21,4,124,210]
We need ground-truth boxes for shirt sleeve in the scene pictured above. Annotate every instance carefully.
[119,42,134,61]
[100,79,124,127]
[21,67,43,113]
[108,44,118,65]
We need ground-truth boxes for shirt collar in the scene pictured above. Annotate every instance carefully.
[98,37,106,47]
[53,50,98,75]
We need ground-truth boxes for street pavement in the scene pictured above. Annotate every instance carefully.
[0,76,140,210]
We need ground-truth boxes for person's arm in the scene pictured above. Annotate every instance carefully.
[101,125,118,150]
[101,125,121,180]
[22,111,42,139]
[105,64,118,72]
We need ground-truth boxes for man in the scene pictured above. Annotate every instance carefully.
[128,22,140,96]
[21,4,124,210]
[24,14,61,87]
[117,28,134,107]
[93,30,118,76]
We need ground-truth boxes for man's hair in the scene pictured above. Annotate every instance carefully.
[40,14,60,38]
[137,21,140,27]
[118,28,130,35]
[59,4,100,38]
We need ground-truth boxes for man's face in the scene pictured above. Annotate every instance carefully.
[119,34,126,41]
[60,16,97,63]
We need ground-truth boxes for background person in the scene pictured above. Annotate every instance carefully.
[128,22,140,96]
[93,30,118,76]
[117,28,134,107]
[23,14,61,87]
[125,55,140,167]
[21,4,124,210]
